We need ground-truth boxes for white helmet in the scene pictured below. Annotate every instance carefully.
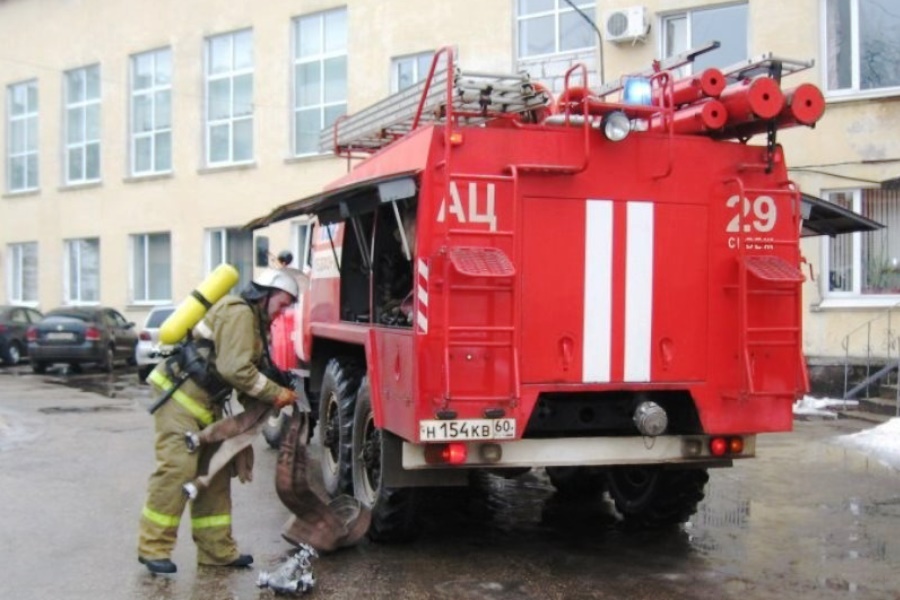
[253,268,299,300]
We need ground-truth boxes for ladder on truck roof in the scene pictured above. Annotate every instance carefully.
[319,56,552,156]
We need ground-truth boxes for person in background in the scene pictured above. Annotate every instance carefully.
[137,269,299,575]
[276,250,293,268]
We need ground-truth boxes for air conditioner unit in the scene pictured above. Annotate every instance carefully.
[603,6,650,44]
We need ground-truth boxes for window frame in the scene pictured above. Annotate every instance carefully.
[63,237,101,305]
[6,79,39,193]
[390,51,435,93]
[292,220,314,271]
[205,227,253,292]
[820,188,900,307]
[659,2,749,76]
[821,0,900,100]
[63,64,102,185]
[6,242,39,306]
[204,29,255,167]
[130,47,173,176]
[516,0,596,60]
[130,232,172,305]
[291,7,348,157]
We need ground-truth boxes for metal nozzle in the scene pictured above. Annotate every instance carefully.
[182,482,198,500]
[184,431,200,453]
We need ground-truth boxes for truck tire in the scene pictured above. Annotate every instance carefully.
[318,357,363,497]
[546,466,607,498]
[351,377,419,543]
[606,467,709,529]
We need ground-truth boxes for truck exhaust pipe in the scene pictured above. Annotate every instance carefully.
[633,400,668,436]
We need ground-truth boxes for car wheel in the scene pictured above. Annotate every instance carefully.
[31,360,47,374]
[137,364,154,382]
[2,341,22,365]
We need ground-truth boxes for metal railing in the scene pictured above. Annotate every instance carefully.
[840,303,900,416]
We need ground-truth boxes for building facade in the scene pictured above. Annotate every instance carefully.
[1,0,898,365]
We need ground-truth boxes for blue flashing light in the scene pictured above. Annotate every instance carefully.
[623,77,652,106]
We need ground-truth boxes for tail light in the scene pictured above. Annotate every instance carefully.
[423,443,468,465]
[0,324,6,333]
[26,327,37,341]
[709,436,745,457]
[85,327,102,341]
[139,330,152,341]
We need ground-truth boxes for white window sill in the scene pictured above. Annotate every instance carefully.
[197,161,257,175]
[812,297,900,311]
[825,88,900,104]
[59,181,102,192]
[124,172,173,184]
[284,153,334,165]
[3,188,40,199]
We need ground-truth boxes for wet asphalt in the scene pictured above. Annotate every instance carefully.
[0,362,899,600]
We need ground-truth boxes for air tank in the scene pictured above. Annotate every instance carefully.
[159,263,240,345]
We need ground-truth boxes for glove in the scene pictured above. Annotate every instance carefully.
[274,386,298,409]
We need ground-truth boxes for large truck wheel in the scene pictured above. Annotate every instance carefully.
[546,466,607,498]
[351,377,419,543]
[606,467,709,529]
[318,357,363,497]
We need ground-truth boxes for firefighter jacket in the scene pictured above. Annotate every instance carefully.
[191,295,284,404]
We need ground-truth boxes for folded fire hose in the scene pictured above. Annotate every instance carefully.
[182,391,371,553]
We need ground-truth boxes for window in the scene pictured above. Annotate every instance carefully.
[64,238,100,303]
[825,0,900,95]
[292,221,314,270]
[662,3,748,73]
[64,65,101,184]
[293,8,348,155]
[206,227,252,292]
[6,80,39,192]
[823,189,900,297]
[131,48,172,175]
[390,51,435,92]
[206,29,254,165]
[517,0,595,58]
[131,232,172,303]
[6,242,38,304]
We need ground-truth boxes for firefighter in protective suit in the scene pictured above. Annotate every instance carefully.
[137,269,298,575]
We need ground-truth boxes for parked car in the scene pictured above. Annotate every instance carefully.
[27,306,139,373]
[135,305,176,380]
[0,305,44,365]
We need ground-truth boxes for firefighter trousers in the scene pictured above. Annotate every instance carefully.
[137,380,240,565]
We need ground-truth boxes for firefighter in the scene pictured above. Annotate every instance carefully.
[137,268,299,575]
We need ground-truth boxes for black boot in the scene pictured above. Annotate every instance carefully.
[139,556,177,574]
[226,554,254,568]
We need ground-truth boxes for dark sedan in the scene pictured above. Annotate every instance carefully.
[27,307,139,373]
[0,305,44,365]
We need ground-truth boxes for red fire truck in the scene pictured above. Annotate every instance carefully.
[250,45,826,542]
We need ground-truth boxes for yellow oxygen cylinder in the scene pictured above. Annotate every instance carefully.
[159,263,240,345]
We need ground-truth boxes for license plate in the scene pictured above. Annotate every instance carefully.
[419,418,516,442]
[45,332,75,341]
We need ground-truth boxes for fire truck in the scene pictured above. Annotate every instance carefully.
[251,44,826,542]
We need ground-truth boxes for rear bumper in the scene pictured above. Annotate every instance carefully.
[401,434,754,469]
[135,343,162,367]
[28,343,104,363]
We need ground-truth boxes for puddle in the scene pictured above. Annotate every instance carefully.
[38,404,131,415]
